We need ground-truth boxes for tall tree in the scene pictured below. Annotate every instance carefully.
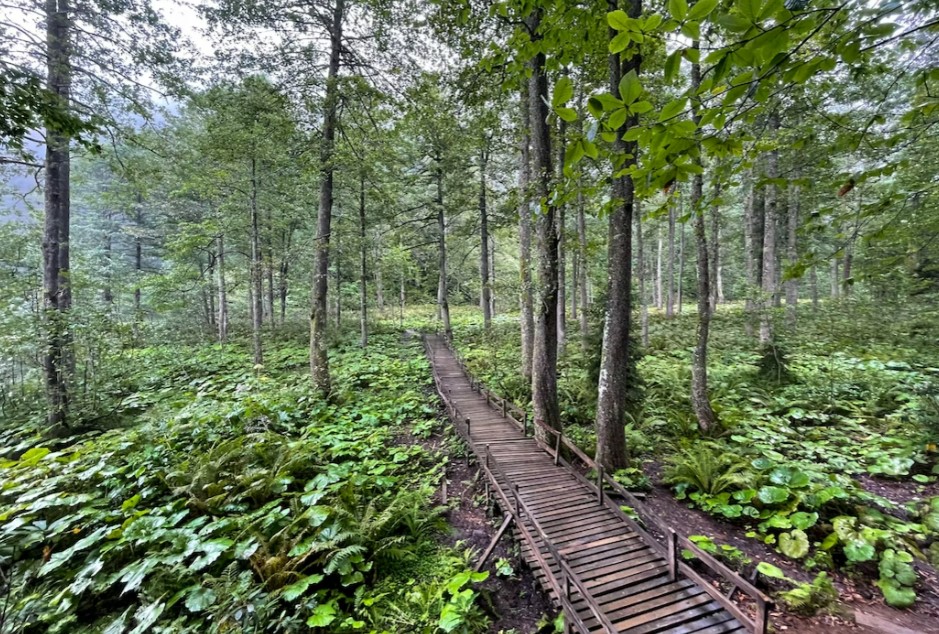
[518,91,535,380]
[528,7,561,437]
[310,0,345,394]
[595,0,641,471]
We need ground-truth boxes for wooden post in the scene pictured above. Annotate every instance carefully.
[523,411,528,436]
[501,398,506,418]
[756,600,769,634]
[513,483,520,518]
[554,429,562,466]
[597,465,604,505]
[668,529,678,581]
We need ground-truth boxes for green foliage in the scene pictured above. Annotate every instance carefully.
[664,443,751,496]
[779,572,839,616]
[0,335,488,632]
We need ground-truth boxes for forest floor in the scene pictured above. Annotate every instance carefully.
[435,298,939,634]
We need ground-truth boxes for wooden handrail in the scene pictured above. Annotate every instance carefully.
[485,445,618,633]
[429,332,773,634]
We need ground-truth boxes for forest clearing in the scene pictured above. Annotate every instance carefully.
[2,0,939,632]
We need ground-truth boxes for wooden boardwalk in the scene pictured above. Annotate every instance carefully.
[424,334,772,634]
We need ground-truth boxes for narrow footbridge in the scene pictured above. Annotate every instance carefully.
[423,334,773,634]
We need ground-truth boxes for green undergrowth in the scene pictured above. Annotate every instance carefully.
[0,332,492,633]
[434,300,939,609]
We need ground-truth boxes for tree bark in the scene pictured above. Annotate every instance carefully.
[743,168,759,336]
[134,194,143,323]
[655,222,663,310]
[266,210,275,327]
[309,0,343,393]
[666,198,676,318]
[577,186,589,344]
[831,257,840,299]
[217,233,228,342]
[708,181,722,314]
[249,158,263,365]
[786,179,800,328]
[595,0,640,471]
[518,89,534,380]
[636,199,649,347]
[479,145,491,330]
[557,116,567,354]
[759,115,779,347]
[279,224,294,325]
[103,209,113,305]
[677,207,685,315]
[528,8,561,438]
[810,263,819,312]
[359,172,368,347]
[43,0,72,432]
[435,159,452,339]
[689,41,716,432]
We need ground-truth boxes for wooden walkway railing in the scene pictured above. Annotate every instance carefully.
[423,333,773,634]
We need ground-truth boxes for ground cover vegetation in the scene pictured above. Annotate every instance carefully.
[3,0,939,631]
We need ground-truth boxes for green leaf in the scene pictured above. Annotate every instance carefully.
[757,485,789,505]
[844,541,876,563]
[790,512,818,530]
[565,140,586,166]
[281,575,324,601]
[556,107,578,122]
[659,98,687,122]
[185,586,217,612]
[609,31,633,54]
[665,50,682,83]
[756,561,786,579]
[876,580,916,608]
[669,0,688,21]
[552,76,574,108]
[607,9,631,31]
[630,101,653,114]
[778,529,810,559]
[688,0,719,21]
[608,108,628,131]
[307,601,337,627]
[717,13,752,32]
[618,70,642,104]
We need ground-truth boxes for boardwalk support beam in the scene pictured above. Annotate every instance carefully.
[474,514,514,572]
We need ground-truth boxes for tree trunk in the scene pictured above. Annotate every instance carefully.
[689,42,716,432]
[655,223,663,310]
[637,198,649,347]
[577,186,588,344]
[490,236,496,317]
[708,182,721,314]
[249,158,263,365]
[831,257,840,298]
[677,210,685,315]
[279,224,294,325]
[309,0,343,393]
[743,168,758,336]
[265,205,275,326]
[435,160,452,339]
[595,0,640,471]
[103,209,113,305]
[375,239,384,312]
[786,179,800,328]
[134,196,143,322]
[666,198,676,318]
[479,145,492,330]
[557,117,567,354]
[518,89,535,380]
[759,115,779,347]
[810,263,819,312]
[217,233,228,342]
[528,8,561,438]
[335,218,342,327]
[359,172,368,347]
[43,0,72,432]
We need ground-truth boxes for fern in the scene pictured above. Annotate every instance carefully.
[780,572,839,616]
[664,443,752,496]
